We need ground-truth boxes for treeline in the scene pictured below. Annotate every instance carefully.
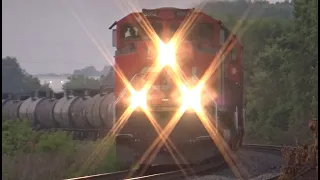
[73,65,113,77]
[62,68,114,90]
[200,0,293,21]
[203,0,317,144]
[2,57,114,93]
[2,57,51,94]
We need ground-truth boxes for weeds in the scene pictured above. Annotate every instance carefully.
[278,119,318,180]
[2,120,117,180]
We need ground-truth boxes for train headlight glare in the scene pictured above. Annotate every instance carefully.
[180,85,202,112]
[130,90,147,109]
[158,41,176,67]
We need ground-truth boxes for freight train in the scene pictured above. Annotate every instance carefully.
[2,7,245,168]
[2,89,114,139]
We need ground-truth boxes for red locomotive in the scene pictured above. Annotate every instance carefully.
[111,7,245,168]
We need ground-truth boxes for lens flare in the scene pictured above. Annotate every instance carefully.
[158,41,176,68]
[180,85,202,112]
[130,90,147,109]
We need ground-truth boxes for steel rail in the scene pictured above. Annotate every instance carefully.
[65,144,298,180]
[242,143,286,156]
[125,161,227,180]
[64,169,137,180]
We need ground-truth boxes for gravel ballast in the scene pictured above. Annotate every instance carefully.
[187,148,284,180]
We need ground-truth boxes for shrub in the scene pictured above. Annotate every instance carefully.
[2,120,35,155]
[35,131,76,156]
[2,120,117,180]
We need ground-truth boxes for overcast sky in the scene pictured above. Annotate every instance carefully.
[2,0,280,75]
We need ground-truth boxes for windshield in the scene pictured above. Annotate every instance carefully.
[120,23,163,41]
[188,23,214,40]
[150,23,163,39]
[169,23,214,41]
[169,23,181,39]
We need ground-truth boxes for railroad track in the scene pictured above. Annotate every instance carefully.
[242,144,285,156]
[64,165,179,180]
[65,144,316,180]
[125,156,227,180]
[65,169,134,180]
[64,155,226,180]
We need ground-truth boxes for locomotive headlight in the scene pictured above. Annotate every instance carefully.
[158,41,176,68]
[130,90,147,109]
[180,85,202,112]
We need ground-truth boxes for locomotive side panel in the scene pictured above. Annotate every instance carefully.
[114,51,146,97]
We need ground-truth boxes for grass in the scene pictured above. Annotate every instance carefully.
[2,140,118,180]
[2,120,118,180]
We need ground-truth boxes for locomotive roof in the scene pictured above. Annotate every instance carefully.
[112,8,242,47]
[142,7,193,11]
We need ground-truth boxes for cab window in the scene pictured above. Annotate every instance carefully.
[119,23,163,41]
[169,23,181,39]
[151,23,163,38]
[188,23,214,40]
[120,24,143,40]
[169,23,214,41]
[197,23,214,40]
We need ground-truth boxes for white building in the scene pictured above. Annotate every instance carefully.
[36,76,69,92]
[35,75,101,92]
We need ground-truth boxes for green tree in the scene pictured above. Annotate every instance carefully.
[100,67,114,87]
[199,0,293,21]
[202,0,317,144]
[62,75,100,90]
[73,66,102,76]
[2,56,51,94]
[244,0,317,144]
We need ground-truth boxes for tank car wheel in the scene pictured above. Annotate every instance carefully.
[81,132,87,140]
[71,131,77,140]
[92,132,98,141]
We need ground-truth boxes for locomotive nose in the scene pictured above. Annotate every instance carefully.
[148,85,180,108]
[175,42,194,62]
